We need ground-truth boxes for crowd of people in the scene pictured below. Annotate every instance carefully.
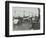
[13,15,40,30]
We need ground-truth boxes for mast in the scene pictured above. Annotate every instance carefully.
[23,11,25,17]
[29,12,30,17]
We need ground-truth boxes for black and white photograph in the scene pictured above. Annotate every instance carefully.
[13,7,40,31]
[5,1,45,37]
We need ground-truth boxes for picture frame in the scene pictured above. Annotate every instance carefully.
[5,1,45,37]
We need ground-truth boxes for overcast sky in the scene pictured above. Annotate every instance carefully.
[12,7,39,17]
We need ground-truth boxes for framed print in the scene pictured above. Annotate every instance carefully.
[5,1,45,37]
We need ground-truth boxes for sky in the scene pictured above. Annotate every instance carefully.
[12,7,39,17]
